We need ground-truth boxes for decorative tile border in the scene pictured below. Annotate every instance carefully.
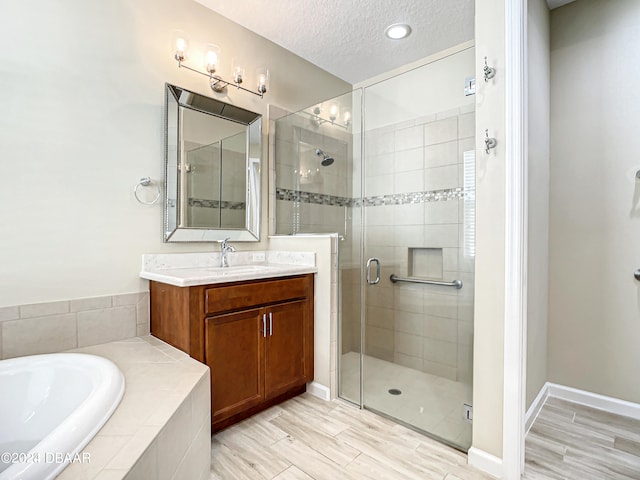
[276,187,464,208]
[188,198,246,210]
[275,188,352,207]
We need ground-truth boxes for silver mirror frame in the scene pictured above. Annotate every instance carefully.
[163,83,262,242]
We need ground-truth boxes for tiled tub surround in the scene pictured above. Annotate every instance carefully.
[57,336,210,480]
[0,292,149,360]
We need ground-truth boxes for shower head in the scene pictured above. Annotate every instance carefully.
[315,148,334,167]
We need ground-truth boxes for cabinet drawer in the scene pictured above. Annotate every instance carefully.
[205,276,309,315]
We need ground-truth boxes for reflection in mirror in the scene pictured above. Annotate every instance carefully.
[164,83,261,242]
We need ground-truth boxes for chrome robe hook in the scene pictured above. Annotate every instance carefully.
[484,57,496,82]
[485,129,497,154]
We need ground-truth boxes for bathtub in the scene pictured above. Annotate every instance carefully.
[0,353,125,480]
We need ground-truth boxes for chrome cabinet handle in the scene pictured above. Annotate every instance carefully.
[635,269,640,281]
[269,312,273,336]
[262,313,267,338]
[366,257,381,285]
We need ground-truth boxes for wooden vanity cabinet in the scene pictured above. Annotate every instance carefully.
[149,274,314,432]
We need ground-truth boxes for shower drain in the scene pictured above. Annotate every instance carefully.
[388,388,402,395]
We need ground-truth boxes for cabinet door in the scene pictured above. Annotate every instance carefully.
[206,308,265,424]
[264,300,308,399]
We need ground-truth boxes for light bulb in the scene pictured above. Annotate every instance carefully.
[329,104,339,122]
[232,58,245,84]
[172,31,189,62]
[205,44,220,74]
[256,67,269,95]
[343,111,351,126]
[384,23,412,40]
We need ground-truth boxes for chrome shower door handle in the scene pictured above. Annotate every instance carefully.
[366,257,381,285]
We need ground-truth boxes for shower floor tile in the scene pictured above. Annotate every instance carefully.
[339,352,472,450]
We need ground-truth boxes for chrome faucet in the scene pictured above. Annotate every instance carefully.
[220,237,236,268]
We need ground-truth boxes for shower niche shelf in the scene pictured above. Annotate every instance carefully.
[408,247,443,279]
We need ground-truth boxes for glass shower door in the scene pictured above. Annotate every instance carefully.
[360,47,476,450]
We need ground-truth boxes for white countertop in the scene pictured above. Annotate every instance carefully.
[140,251,317,287]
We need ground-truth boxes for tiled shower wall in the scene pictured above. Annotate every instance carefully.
[343,105,475,383]
[0,293,149,359]
[274,117,353,238]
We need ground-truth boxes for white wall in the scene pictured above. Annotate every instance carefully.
[526,0,550,410]
[0,0,349,307]
[548,0,640,403]
[472,0,507,461]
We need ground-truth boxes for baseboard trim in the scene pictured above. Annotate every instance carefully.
[547,382,640,420]
[525,383,549,434]
[467,447,503,478]
[306,381,330,401]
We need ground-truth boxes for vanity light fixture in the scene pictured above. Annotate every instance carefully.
[172,31,270,98]
[307,103,351,130]
[384,23,412,40]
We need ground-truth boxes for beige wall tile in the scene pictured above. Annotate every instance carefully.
[394,332,422,358]
[136,294,149,326]
[394,310,422,336]
[423,359,456,381]
[394,170,424,194]
[366,326,394,351]
[77,306,136,348]
[112,292,146,307]
[3,314,77,358]
[423,224,459,248]
[394,352,423,370]
[157,397,194,480]
[424,292,458,319]
[424,315,457,343]
[70,296,113,313]
[423,338,457,367]
[394,147,423,172]
[20,300,69,319]
[424,117,458,146]
[123,441,157,480]
[367,306,394,330]
[191,376,211,435]
[425,141,458,169]
[395,125,424,151]
[0,306,19,322]
[458,112,475,139]
[424,164,459,191]
[169,420,211,480]
[106,425,159,470]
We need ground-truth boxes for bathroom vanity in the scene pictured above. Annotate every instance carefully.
[141,254,316,432]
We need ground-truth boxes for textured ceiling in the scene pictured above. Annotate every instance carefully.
[194,0,475,84]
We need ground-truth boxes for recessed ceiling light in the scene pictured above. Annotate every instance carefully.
[384,23,412,40]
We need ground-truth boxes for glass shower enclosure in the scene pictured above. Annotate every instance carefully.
[274,46,475,451]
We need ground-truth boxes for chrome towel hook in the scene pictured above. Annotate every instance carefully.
[134,177,161,205]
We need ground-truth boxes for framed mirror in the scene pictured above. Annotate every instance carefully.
[164,83,262,242]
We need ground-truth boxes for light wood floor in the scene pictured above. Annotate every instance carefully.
[210,393,493,480]
[524,396,640,480]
